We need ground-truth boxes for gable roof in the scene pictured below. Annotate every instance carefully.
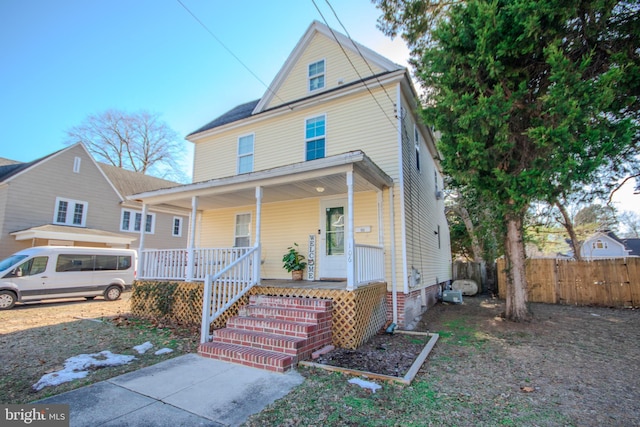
[253,20,402,114]
[0,149,63,183]
[189,100,260,136]
[98,163,181,196]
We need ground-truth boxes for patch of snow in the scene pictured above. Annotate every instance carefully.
[33,351,136,391]
[133,341,154,354]
[348,378,382,393]
[154,348,173,355]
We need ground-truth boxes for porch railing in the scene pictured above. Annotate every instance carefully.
[355,244,385,285]
[200,246,259,343]
[139,247,251,281]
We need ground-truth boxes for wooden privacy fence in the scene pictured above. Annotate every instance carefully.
[497,257,640,307]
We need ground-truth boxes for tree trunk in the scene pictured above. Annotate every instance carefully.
[555,201,582,260]
[504,216,531,321]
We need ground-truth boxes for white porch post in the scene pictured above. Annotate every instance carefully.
[254,186,262,284]
[346,171,355,291]
[138,203,148,278]
[186,196,198,281]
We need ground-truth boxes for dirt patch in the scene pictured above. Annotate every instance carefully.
[314,332,431,377]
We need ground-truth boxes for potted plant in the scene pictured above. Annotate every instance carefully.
[282,243,307,281]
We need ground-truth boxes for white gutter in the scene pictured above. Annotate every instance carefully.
[389,186,398,325]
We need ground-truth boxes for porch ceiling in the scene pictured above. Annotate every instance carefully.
[129,151,393,210]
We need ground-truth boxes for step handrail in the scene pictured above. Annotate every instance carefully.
[200,246,259,343]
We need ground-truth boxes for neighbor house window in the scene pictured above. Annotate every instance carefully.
[305,115,326,161]
[234,213,251,247]
[172,217,183,237]
[73,157,81,173]
[593,239,607,249]
[121,209,155,233]
[54,197,88,227]
[308,59,325,91]
[237,134,254,174]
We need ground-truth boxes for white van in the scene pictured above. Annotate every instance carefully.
[0,246,137,310]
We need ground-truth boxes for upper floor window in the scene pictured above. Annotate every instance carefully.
[305,115,326,161]
[235,213,251,247]
[308,60,325,91]
[237,134,254,174]
[73,157,81,173]
[54,197,88,227]
[172,217,183,237]
[121,209,155,234]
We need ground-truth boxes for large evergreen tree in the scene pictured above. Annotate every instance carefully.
[377,0,639,320]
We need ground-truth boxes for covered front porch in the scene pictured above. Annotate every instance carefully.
[129,152,399,346]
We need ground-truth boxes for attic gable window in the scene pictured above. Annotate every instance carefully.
[308,59,325,91]
[593,239,607,249]
[305,115,326,161]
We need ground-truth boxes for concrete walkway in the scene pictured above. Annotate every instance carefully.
[37,353,305,427]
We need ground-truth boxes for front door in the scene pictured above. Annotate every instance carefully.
[319,199,347,279]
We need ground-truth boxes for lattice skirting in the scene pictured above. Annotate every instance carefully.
[131,281,387,350]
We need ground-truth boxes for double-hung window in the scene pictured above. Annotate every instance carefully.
[234,213,251,247]
[305,115,326,161]
[172,217,183,237]
[54,197,88,227]
[121,209,155,234]
[308,60,325,91]
[237,134,254,174]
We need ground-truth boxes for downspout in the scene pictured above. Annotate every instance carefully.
[186,196,198,281]
[389,186,398,325]
[396,83,409,295]
[254,186,262,285]
[138,203,148,278]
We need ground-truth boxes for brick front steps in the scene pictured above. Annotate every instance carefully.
[198,295,333,373]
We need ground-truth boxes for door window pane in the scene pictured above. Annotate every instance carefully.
[326,207,344,256]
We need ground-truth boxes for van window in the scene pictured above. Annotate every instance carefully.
[56,254,132,272]
[56,255,94,272]
[0,254,28,271]
[4,257,48,278]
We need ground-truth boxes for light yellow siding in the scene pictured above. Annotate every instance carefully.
[265,32,385,110]
[193,85,398,183]
[197,191,382,280]
[397,93,452,291]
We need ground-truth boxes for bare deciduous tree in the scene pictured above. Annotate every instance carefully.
[66,109,187,182]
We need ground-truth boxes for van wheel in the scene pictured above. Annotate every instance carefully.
[0,291,17,310]
[104,286,122,301]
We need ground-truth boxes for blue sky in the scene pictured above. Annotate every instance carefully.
[1,0,637,217]
[0,0,408,165]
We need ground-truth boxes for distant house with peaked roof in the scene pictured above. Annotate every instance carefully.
[580,231,637,259]
[0,143,189,260]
